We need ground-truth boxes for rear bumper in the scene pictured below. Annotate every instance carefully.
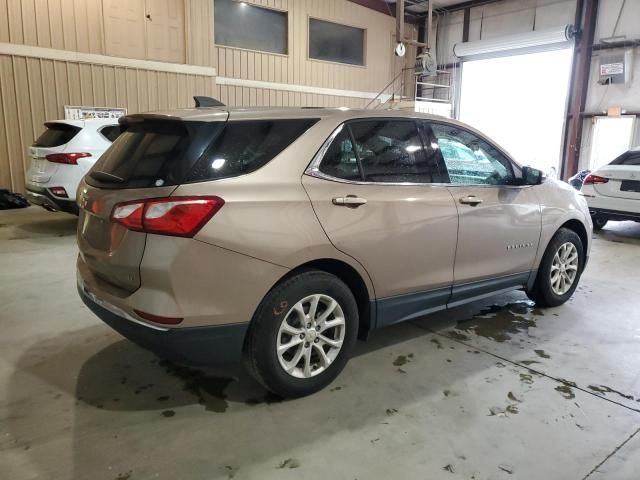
[79,284,249,365]
[25,185,78,215]
[590,207,640,222]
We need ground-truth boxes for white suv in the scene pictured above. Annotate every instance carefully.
[25,119,121,214]
[581,147,640,230]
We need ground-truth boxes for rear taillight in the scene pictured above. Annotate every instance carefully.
[583,174,609,185]
[111,196,224,238]
[46,152,92,165]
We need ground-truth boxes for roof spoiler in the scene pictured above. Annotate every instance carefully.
[193,96,225,108]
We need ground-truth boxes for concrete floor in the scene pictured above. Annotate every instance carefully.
[1,207,640,480]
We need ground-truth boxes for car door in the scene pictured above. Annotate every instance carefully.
[302,118,459,326]
[427,121,542,306]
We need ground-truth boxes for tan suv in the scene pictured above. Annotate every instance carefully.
[77,107,592,397]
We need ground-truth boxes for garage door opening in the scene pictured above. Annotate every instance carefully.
[589,115,636,170]
[459,48,574,177]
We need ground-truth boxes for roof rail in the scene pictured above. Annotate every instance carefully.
[193,96,225,108]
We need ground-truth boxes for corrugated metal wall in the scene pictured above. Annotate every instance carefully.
[0,0,412,192]
[0,56,216,192]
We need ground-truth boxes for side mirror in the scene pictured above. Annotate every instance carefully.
[521,166,544,186]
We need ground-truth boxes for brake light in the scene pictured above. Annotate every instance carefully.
[111,196,224,237]
[583,174,609,185]
[46,152,92,165]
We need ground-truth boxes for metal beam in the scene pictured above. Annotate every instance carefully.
[427,1,433,50]
[347,0,422,24]
[439,0,504,13]
[397,0,405,49]
[562,0,599,179]
[462,7,470,42]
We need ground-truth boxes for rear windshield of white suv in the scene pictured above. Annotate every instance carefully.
[87,118,318,189]
[33,123,81,148]
[610,152,640,166]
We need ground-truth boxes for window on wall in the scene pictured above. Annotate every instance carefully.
[214,0,288,55]
[309,18,365,66]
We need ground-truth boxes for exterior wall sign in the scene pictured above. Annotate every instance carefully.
[64,106,127,120]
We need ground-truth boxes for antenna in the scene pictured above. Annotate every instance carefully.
[193,96,225,108]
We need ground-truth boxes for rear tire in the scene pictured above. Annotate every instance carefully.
[591,214,608,231]
[243,270,358,398]
[527,228,584,308]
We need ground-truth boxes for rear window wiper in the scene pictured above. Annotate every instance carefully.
[90,171,125,183]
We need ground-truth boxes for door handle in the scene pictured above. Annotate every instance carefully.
[332,195,367,207]
[459,195,483,206]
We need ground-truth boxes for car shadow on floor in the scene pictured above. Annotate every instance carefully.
[5,290,575,477]
[594,221,640,245]
[0,209,77,240]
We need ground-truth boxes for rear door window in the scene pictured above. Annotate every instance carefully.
[349,120,431,183]
[33,123,81,147]
[318,120,436,183]
[186,119,318,182]
[317,126,361,181]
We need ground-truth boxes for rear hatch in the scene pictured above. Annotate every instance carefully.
[77,111,320,294]
[593,165,640,200]
[28,122,82,183]
[78,114,228,293]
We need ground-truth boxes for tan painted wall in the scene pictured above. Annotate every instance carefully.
[211,0,410,96]
[0,54,217,192]
[0,0,413,192]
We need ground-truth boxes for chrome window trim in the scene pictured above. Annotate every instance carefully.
[305,121,530,189]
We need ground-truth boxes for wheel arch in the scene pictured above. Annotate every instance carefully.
[269,258,375,341]
[559,219,589,260]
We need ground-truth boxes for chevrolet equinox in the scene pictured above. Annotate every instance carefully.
[77,107,592,398]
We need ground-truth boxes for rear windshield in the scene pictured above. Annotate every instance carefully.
[610,152,640,166]
[33,123,81,147]
[86,118,318,189]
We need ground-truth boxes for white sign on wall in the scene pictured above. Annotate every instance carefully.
[64,106,127,120]
[600,62,624,76]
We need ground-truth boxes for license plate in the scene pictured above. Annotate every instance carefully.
[620,180,640,193]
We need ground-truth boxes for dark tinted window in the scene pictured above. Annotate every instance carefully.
[309,18,365,66]
[418,121,450,183]
[431,123,515,185]
[349,120,430,183]
[186,120,318,182]
[33,123,81,147]
[318,126,361,181]
[100,125,122,143]
[87,120,223,189]
[611,152,640,166]
[214,0,287,54]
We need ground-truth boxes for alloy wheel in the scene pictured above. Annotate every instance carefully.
[276,294,346,378]
[550,242,579,296]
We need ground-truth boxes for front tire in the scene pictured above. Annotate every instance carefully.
[243,270,358,398]
[527,228,584,308]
